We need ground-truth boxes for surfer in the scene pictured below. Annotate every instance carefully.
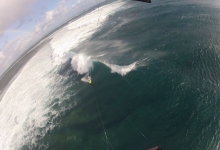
[88,72,92,84]
[147,145,162,150]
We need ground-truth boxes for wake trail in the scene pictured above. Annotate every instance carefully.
[91,86,115,150]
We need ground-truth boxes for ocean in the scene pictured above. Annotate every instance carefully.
[1,0,220,149]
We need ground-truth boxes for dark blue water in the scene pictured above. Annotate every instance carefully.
[27,0,220,149]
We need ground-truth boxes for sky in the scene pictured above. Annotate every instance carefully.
[0,0,102,77]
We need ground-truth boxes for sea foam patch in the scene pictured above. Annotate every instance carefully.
[0,44,53,150]
[0,44,76,150]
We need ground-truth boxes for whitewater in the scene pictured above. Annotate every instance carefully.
[2,0,220,149]
[0,1,141,149]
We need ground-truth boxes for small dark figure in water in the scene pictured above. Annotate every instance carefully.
[147,145,162,150]
[134,0,151,3]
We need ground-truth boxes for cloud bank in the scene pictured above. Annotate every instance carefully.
[35,0,69,33]
[0,0,103,77]
[0,0,37,37]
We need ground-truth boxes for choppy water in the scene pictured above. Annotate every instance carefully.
[1,0,220,149]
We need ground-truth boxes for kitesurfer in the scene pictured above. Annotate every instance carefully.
[88,73,92,84]
[147,145,162,150]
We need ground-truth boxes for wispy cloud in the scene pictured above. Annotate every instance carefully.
[35,0,69,33]
[0,0,101,77]
[0,51,4,59]
[0,0,70,76]
[0,34,34,76]
[0,0,37,37]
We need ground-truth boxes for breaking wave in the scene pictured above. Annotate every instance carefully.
[103,61,137,76]
[71,54,93,74]
[49,1,137,76]
[0,1,138,150]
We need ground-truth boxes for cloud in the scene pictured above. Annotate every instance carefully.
[0,0,37,37]
[0,0,102,77]
[0,52,5,64]
[77,0,96,4]
[35,0,69,33]
[35,0,102,34]
[0,0,72,77]
[0,51,5,59]
[0,34,35,76]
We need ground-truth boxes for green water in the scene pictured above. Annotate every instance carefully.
[26,0,220,149]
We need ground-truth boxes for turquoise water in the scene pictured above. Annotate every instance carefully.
[5,0,220,150]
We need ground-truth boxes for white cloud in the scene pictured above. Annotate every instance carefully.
[0,0,72,77]
[0,34,36,76]
[0,0,37,37]
[35,0,69,33]
[77,0,95,4]
[35,0,102,34]
[0,0,102,77]
[0,51,5,59]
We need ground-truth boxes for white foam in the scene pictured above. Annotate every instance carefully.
[0,43,76,150]
[103,62,137,76]
[0,44,51,150]
[71,54,93,74]
[0,2,138,149]
[50,1,127,73]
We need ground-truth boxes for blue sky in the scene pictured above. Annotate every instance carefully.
[0,0,100,77]
[0,0,77,48]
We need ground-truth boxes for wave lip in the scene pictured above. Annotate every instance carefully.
[103,62,136,76]
[71,54,93,75]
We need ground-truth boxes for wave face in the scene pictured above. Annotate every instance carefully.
[0,44,54,149]
[50,1,127,57]
[2,0,220,150]
[49,1,143,77]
